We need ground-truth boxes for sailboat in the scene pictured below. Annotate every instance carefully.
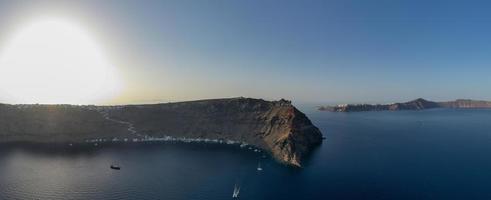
[232,184,240,198]
[257,162,263,171]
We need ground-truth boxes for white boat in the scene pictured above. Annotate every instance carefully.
[257,162,263,171]
[232,184,240,198]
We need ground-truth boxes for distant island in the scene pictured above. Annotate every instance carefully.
[0,97,323,167]
[318,98,491,112]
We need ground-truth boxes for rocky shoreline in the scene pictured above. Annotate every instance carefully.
[0,97,323,167]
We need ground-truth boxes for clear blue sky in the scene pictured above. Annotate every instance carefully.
[0,0,490,104]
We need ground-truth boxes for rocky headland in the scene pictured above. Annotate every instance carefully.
[319,98,491,112]
[0,97,323,167]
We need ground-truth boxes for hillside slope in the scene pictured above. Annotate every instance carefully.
[0,98,323,167]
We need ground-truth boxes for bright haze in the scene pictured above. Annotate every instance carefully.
[0,0,490,105]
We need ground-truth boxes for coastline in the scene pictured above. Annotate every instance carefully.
[0,97,323,167]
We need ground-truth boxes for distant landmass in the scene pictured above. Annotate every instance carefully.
[318,98,491,112]
[0,97,323,167]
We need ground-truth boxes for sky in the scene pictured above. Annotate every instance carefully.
[0,0,490,105]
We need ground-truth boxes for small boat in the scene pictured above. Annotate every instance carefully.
[110,165,121,170]
[232,184,240,198]
[257,162,263,171]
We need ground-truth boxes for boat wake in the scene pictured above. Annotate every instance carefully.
[232,183,240,198]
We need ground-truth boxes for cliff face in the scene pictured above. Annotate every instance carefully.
[0,98,323,167]
[319,98,491,112]
[270,106,323,166]
[104,98,323,167]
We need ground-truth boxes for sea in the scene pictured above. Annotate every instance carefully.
[1,108,491,199]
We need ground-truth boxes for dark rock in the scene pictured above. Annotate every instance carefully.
[0,98,323,167]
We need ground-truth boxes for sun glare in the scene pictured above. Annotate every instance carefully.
[0,18,121,104]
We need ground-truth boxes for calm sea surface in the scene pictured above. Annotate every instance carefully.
[1,108,491,199]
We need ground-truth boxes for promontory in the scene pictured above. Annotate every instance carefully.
[319,98,491,112]
[0,97,323,167]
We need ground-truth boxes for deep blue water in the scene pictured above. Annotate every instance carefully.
[1,108,491,199]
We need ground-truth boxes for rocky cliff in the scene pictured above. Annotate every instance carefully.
[319,98,491,112]
[0,98,323,167]
[103,98,323,167]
